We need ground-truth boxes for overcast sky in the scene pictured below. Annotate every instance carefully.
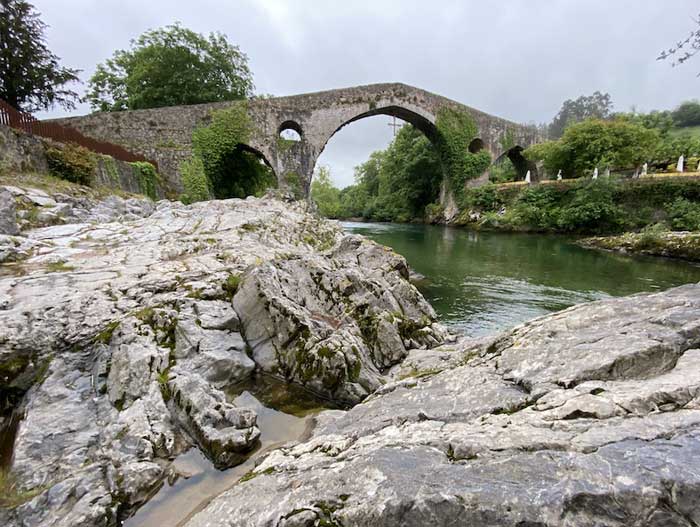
[32,0,700,187]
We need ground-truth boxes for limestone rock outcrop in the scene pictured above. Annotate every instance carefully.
[185,284,700,527]
[0,191,444,526]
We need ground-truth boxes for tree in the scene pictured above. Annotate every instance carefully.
[672,100,700,127]
[0,0,80,111]
[86,23,254,111]
[526,118,659,177]
[548,92,613,139]
[310,166,342,218]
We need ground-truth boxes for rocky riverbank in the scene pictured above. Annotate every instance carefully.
[1,187,699,526]
[580,230,700,262]
[0,188,446,526]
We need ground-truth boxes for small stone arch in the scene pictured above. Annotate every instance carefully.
[278,120,303,141]
[468,138,485,153]
[494,145,537,182]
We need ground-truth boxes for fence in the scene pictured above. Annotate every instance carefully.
[0,99,158,169]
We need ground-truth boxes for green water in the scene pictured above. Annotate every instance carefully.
[342,222,700,337]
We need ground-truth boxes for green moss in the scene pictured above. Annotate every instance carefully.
[101,155,120,186]
[94,320,120,345]
[239,466,276,483]
[45,260,76,273]
[222,273,241,299]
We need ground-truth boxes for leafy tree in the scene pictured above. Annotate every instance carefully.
[0,0,80,111]
[526,118,659,178]
[672,100,700,127]
[548,92,613,139]
[311,166,342,218]
[86,23,254,111]
[614,110,674,136]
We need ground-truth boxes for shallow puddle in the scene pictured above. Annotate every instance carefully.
[123,376,326,526]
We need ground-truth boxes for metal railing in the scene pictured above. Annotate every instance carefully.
[0,99,157,169]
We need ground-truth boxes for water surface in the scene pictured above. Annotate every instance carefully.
[342,221,700,336]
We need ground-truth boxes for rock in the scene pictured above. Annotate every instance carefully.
[185,284,700,527]
[1,193,443,525]
[233,236,446,403]
[0,189,19,235]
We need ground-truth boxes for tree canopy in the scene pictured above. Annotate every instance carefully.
[312,125,443,222]
[548,92,613,139]
[672,100,700,127]
[526,118,659,177]
[0,0,80,111]
[86,23,254,112]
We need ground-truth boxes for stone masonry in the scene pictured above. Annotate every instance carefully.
[52,83,539,197]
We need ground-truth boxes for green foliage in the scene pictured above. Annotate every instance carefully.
[667,197,700,230]
[45,143,96,186]
[0,0,80,111]
[650,133,700,167]
[548,91,613,139]
[316,125,443,222]
[192,104,275,199]
[101,155,120,185]
[489,157,518,183]
[435,107,491,192]
[525,118,659,177]
[129,161,158,199]
[672,100,700,127]
[555,180,625,232]
[86,23,253,111]
[311,166,342,218]
[222,274,241,299]
[179,156,211,204]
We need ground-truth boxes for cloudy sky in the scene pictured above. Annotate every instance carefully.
[33,0,700,187]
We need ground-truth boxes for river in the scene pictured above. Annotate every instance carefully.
[342,222,700,336]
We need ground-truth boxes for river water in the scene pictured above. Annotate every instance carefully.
[342,222,700,336]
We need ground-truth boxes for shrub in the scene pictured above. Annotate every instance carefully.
[667,197,700,231]
[489,158,518,183]
[179,156,211,204]
[556,181,625,233]
[45,143,96,185]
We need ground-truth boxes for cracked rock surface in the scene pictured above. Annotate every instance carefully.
[0,192,444,527]
[186,283,700,527]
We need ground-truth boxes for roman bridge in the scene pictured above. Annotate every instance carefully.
[53,83,540,197]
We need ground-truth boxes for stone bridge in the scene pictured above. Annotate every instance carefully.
[53,83,540,197]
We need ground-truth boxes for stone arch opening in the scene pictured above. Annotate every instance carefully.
[313,106,443,219]
[468,138,484,153]
[278,120,303,141]
[492,145,537,183]
[208,143,277,199]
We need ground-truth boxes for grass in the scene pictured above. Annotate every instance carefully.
[0,469,44,509]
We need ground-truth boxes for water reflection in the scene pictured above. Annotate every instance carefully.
[343,222,700,336]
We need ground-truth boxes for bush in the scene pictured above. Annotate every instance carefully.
[179,156,211,204]
[489,158,518,183]
[556,181,625,233]
[45,143,96,185]
[463,184,503,211]
[667,197,700,231]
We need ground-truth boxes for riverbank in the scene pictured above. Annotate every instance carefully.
[580,229,700,262]
[1,182,700,526]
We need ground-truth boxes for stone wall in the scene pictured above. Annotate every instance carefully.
[51,83,542,197]
[0,124,163,198]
